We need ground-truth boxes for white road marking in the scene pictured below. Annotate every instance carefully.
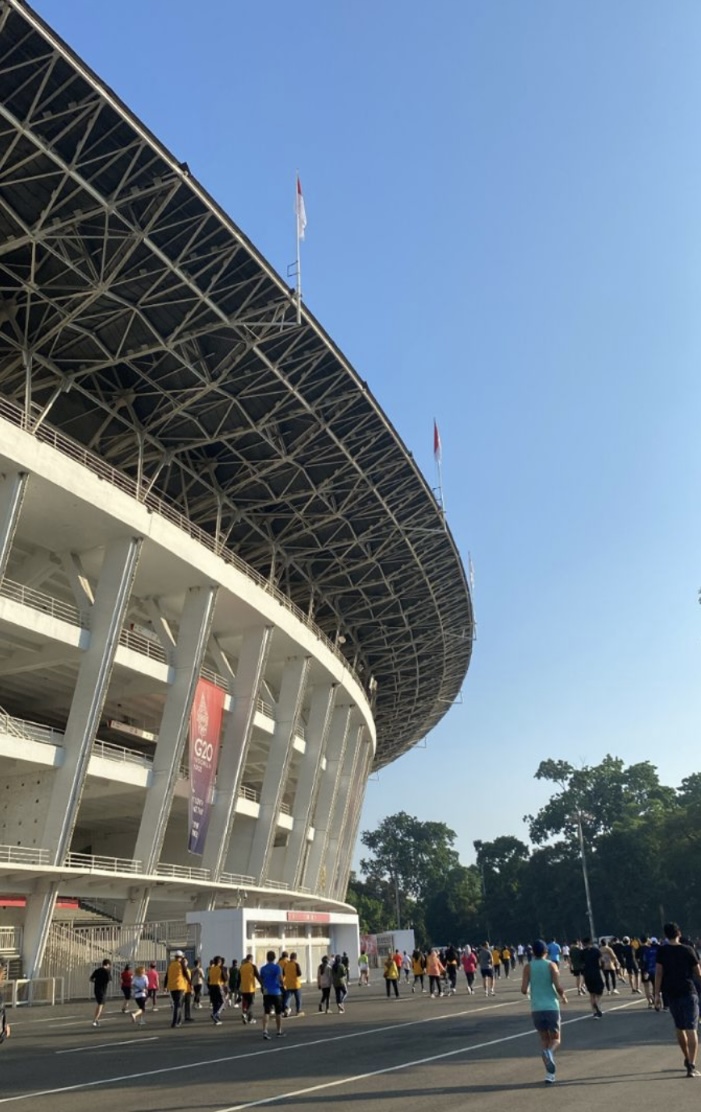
[0,997,641,1105]
[56,1036,159,1054]
[214,998,644,1111]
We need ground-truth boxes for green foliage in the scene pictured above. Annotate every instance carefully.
[352,758,701,945]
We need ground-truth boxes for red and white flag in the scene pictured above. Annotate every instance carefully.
[433,419,442,464]
[296,175,307,241]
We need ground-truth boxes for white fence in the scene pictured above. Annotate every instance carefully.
[3,977,64,1007]
[41,919,198,1001]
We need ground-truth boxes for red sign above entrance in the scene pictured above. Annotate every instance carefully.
[286,911,331,923]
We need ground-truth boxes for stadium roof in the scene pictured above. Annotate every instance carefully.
[0,0,474,767]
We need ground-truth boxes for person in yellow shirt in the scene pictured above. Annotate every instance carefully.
[383,953,400,998]
[492,946,502,979]
[411,950,426,994]
[164,951,190,1028]
[282,952,304,1017]
[501,947,512,978]
[239,954,260,1025]
[207,956,226,1026]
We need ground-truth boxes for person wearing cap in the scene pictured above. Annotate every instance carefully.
[165,950,190,1028]
[521,939,568,1084]
[654,922,701,1079]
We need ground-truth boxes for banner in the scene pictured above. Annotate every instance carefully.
[188,679,225,854]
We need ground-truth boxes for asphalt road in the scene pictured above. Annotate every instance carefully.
[0,971,692,1111]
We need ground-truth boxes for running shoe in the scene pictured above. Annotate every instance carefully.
[687,1065,699,1078]
[276,1031,286,1038]
[544,1075,556,1084]
[542,1049,556,1075]
[263,1031,271,1040]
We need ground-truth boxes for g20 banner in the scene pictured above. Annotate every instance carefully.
[188,679,225,854]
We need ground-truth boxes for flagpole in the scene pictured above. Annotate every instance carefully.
[433,418,446,525]
[295,171,302,325]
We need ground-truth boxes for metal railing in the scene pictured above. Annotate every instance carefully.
[118,627,168,663]
[219,871,256,887]
[0,708,63,747]
[238,784,259,804]
[64,852,143,874]
[0,926,21,952]
[0,844,50,866]
[91,740,152,769]
[264,879,291,891]
[156,861,211,882]
[0,396,364,695]
[0,576,86,627]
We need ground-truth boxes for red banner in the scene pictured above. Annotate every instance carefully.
[287,911,331,923]
[188,679,225,854]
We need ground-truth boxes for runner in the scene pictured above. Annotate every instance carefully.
[207,955,227,1025]
[331,954,348,1013]
[600,938,620,994]
[478,942,495,996]
[119,963,133,1013]
[621,936,640,994]
[521,939,568,1084]
[654,922,701,1078]
[317,955,332,1013]
[426,949,445,998]
[383,952,400,998]
[401,951,412,983]
[411,949,426,993]
[491,944,502,979]
[165,950,190,1028]
[283,951,303,1016]
[146,962,160,1011]
[546,938,561,966]
[190,958,205,1009]
[568,939,585,995]
[239,953,260,1025]
[581,937,605,1018]
[501,945,511,978]
[444,945,459,993]
[259,949,285,1040]
[357,949,370,987]
[461,947,477,994]
[638,936,656,1007]
[89,958,112,1027]
[130,964,148,1025]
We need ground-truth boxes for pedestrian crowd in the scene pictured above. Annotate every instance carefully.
[88,947,354,1039]
[61,922,701,1085]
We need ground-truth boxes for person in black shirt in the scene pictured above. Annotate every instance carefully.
[655,922,701,1078]
[89,959,112,1027]
[581,937,604,1018]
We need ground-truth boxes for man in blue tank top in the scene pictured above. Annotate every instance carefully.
[521,938,568,1084]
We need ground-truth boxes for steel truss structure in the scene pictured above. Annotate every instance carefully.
[0,0,473,767]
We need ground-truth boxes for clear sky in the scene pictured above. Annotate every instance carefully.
[32,0,701,865]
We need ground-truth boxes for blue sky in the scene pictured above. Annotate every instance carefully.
[34,0,701,864]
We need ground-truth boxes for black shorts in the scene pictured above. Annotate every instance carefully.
[263,993,283,1015]
[121,986,132,1000]
[480,968,493,978]
[94,990,106,1005]
[134,996,147,1012]
[584,974,605,996]
[668,995,699,1031]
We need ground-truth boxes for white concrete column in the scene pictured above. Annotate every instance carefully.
[246,655,310,884]
[325,725,364,898]
[23,534,142,975]
[332,738,372,899]
[198,625,273,891]
[0,471,27,581]
[281,682,336,889]
[301,705,351,893]
[122,583,218,927]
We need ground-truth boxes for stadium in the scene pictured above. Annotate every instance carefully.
[0,0,472,986]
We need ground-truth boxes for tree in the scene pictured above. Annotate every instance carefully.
[345,872,387,934]
[357,812,462,941]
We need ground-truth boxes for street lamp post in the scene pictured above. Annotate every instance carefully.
[572,810,596,941]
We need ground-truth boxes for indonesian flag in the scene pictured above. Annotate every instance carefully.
[296,175,307,241]
[433,419,442,464]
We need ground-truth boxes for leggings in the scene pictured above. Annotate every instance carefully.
[429,975,442,995]
[413,974,425,990]
[385,978,399,997]
[319,986,331,1011]
[604,969,617,991]
[464,971,475,988]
